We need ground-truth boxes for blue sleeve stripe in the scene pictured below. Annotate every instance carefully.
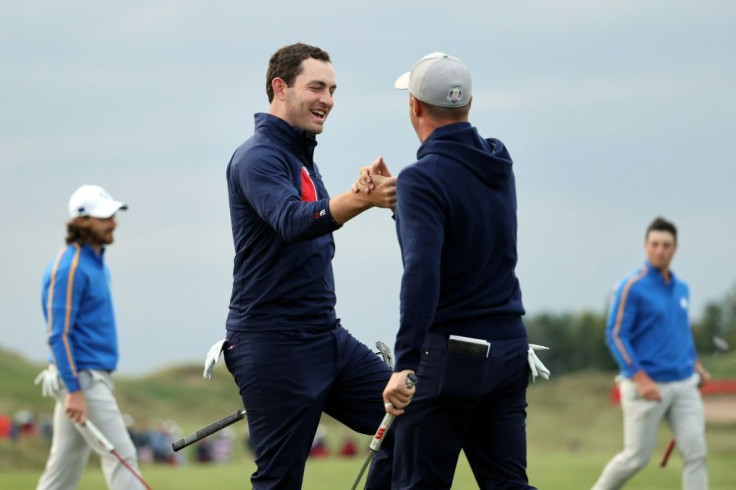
[612,266,647,368]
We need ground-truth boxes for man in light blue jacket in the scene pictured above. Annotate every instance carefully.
[36,185,145,490]
[593,217,709,489]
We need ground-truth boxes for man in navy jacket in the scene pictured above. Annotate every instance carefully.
[222,43,398,489]
[380,52,537,489]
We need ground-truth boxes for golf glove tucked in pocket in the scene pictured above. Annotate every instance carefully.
[34,364,61,397]
[203,339,226,379]
[527,344,550,383]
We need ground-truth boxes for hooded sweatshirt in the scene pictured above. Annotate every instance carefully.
[393,122,526,371]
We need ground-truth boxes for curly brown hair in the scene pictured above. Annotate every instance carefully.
[65,219,96,245]
[266,43,331,103]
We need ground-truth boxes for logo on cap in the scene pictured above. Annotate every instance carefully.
[447,87,463,104]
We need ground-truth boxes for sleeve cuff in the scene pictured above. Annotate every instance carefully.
[395,351,421,373]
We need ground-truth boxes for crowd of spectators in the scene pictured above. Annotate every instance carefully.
[2,408,358,465]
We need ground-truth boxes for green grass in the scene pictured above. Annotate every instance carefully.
[3,444,735,489]
[2,346,735,488]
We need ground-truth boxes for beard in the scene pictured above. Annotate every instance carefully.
[87,227,114,246]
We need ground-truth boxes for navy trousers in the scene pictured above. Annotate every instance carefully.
[393,332,536,490]
[224,325,393,489]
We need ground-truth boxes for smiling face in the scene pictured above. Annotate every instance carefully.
[270,58,336,135]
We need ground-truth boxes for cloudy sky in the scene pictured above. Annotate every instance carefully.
[2,1,734,375]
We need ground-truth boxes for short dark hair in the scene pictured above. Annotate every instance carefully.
[266,43,331,103]
[419,99,471,122]
[646,216,677,243]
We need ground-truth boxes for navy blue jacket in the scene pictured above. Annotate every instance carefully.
[394,122,526,371]
[226,113,342,331]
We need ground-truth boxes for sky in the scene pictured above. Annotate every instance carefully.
[1,1,735,375]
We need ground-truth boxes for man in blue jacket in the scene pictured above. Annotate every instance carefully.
[593,217,709,489]
[36,185,145,489]
[380,52,538,489]
[221,43,398,489]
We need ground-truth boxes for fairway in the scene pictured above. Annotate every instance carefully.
[3,444,735,489]
[3,366,734,488]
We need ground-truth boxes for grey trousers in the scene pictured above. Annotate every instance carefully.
[37,370,145,490]
[592,373,708,490]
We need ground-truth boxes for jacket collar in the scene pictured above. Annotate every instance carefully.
[253,113,318,163]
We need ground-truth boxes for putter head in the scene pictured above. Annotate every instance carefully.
[713,335,729,352]
[375,341,394,369]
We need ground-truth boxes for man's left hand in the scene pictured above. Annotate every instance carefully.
[694,360,711,388]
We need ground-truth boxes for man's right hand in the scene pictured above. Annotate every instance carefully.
[65,391,88,424]
[633,370,661,401]
[352,156,393,194]
[362,173,396,210]
[383,370,416,416]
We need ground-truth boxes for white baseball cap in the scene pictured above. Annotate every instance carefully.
[394,52,472,108]
[68,185,128,218]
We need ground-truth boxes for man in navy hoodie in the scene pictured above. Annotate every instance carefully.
[380,52,538,489]
[220,43,399,489]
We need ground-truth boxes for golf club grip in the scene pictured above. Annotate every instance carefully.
[82,420,114,452]
[369,373,417,452]
[660,438,676,467]
[172,409,245,452]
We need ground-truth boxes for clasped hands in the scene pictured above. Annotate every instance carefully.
[351,156,397,211]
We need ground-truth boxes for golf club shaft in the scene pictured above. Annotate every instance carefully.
[172,409,246,452]
[350,373,417,489]
[350,451,374,490]
[81,421,152,489]
[659,438,676,467]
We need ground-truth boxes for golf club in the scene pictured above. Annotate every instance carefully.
[375,341,394,370]
[172,409,246,452]
[660,335,729,467]
[80,420,152,490]
[175,340,396,453]
[350,373,417,490]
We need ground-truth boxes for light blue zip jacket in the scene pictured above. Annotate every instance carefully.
[605,261,696,381]
[41,243,118,392]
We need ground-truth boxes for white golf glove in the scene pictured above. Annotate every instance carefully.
[203,339,226,379]
[527,344,550,383]
[34,364,61,397]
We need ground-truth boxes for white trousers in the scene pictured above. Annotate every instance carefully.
[37,370,146,490]
[592,373,708,490]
